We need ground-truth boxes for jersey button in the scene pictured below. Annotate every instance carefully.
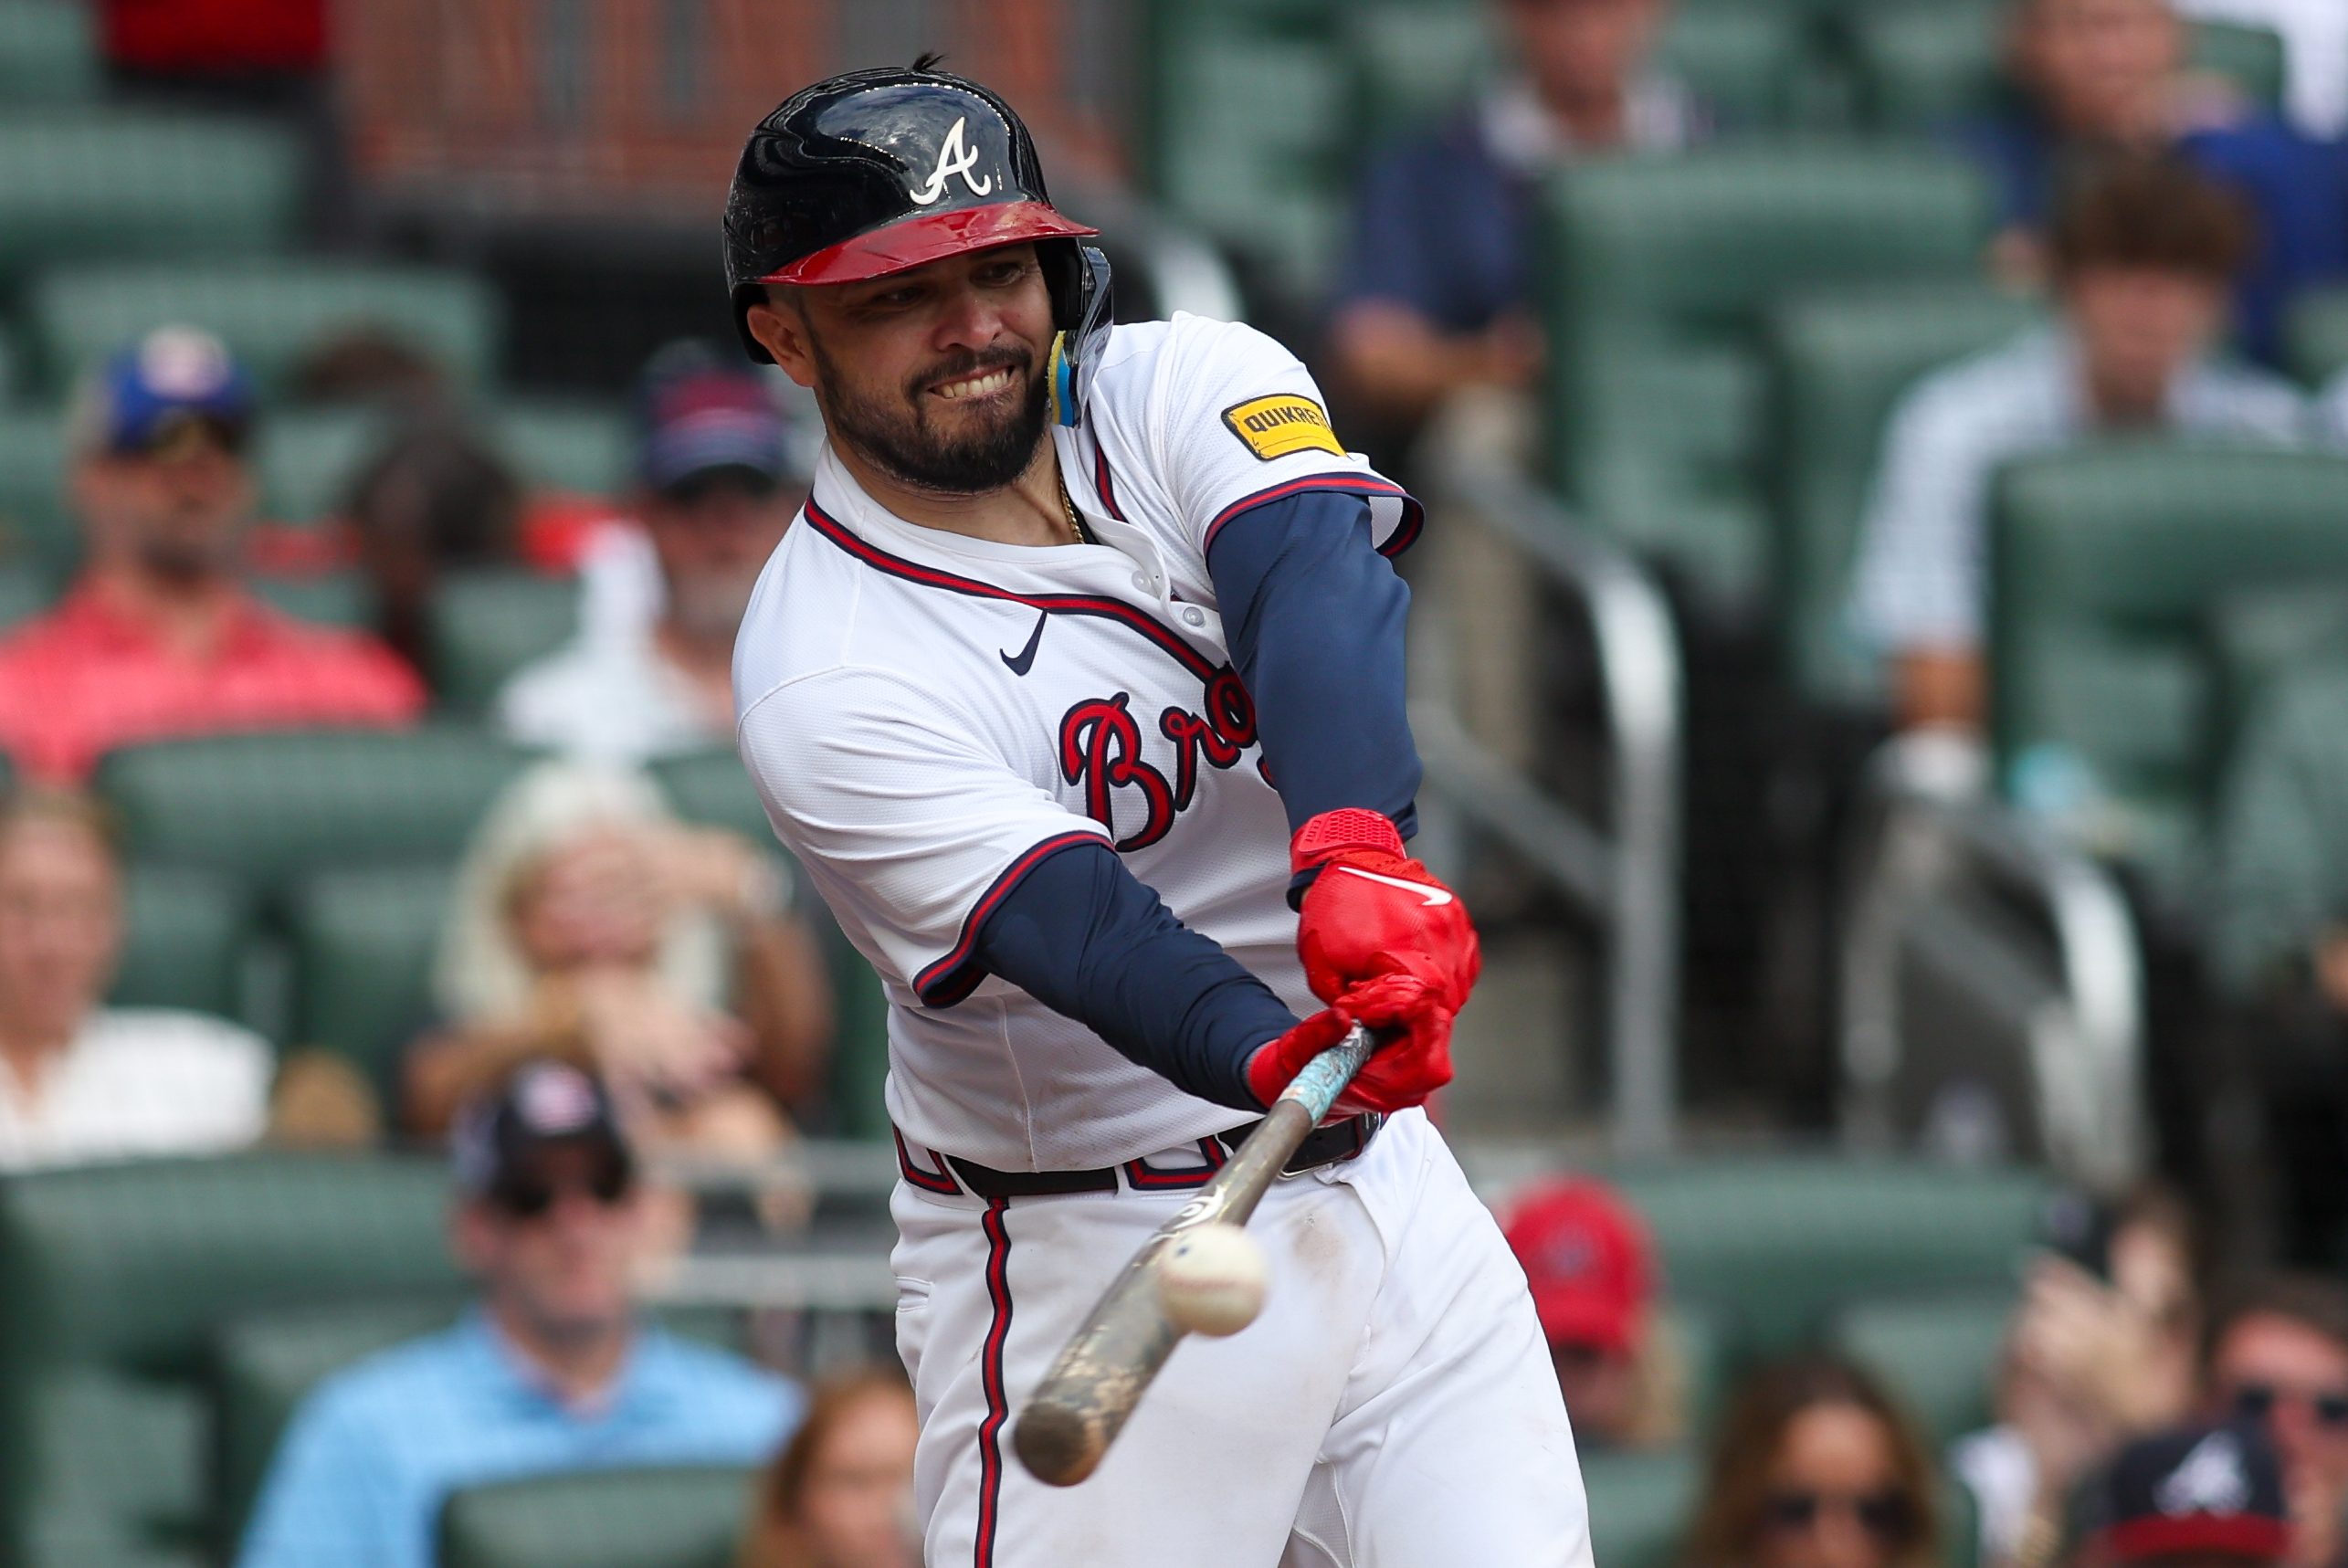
[1131,573,1153,594]
[1181,606,1206,627]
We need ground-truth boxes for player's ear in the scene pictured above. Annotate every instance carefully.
[748,289,819,390]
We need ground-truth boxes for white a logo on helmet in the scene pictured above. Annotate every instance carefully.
[910,115,994,206]
[2155,1431,2251,1518]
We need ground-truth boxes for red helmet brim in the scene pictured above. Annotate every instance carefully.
[761,201,1101,288]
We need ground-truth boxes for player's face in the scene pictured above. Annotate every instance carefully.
[460,1142,643,1340]
[0,819,121,1049]
[795,1385,922,1568]
[751,244,1055,495]
[71,423,253,585]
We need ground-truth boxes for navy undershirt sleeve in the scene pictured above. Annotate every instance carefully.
[1206,489,1421,858]
[973,838,1294,1112]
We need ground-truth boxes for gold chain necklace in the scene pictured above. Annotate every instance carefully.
[1056,469,1093,545]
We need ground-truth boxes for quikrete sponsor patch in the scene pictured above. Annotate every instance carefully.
[1222,394,1344,461]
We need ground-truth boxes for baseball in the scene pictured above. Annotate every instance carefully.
[1156,1222,1269,1336]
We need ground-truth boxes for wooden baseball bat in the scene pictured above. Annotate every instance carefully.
[1010,1024,1375,1488]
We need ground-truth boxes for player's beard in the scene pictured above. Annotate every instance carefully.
[811,333,1049,495]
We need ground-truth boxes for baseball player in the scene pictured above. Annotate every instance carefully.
[724,61,1589,1568]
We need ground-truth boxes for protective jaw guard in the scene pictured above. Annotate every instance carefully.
[1046,242,1114,428]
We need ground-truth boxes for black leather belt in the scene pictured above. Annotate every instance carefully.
[942,1112,1383,1201]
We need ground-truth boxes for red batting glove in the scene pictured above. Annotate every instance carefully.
[1290,808,1480,1009]
[1243,970,1458,1116]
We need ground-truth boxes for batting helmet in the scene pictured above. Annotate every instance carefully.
[722,64,1113,421]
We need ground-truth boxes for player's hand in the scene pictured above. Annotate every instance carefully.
[1244,970,1457,1117]
[1290,808,1479,1011]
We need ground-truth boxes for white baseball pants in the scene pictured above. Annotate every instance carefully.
[890,1108,1593,1567]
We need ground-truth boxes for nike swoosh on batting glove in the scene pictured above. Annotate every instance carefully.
[1290,807,1480,1011]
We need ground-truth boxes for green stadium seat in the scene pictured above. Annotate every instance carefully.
[438,1467,755,1568]
[430,568,582,713]
[110,866,252,1019]
[0,113,300,294]
[1343,3,1806,141]
[258,406,395,524]
[1543,146,1988,603]
[1989,447,2348,879]
[14,1368,206,1568]
[1610,1157,2044,1360]
[2205,582,2348,765]
[1582,1449,1700,1568]
[1830,1290,2013,1447]
[649,751,892,1140]
[1767,279,2044,704]
[0,1,99,105]
[2285,287,2348,388]
[1852,9,2285,129]
[0,560,53,633]
[249,570,375,629]
[213,1295,464,1550]
[95,729,532,898]
[493,401,631,498]
[0,409,70,574]
[30,261,502,399]
[0,1154,458,1564]
[286,864,451,1105]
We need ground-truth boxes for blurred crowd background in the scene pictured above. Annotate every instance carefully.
[4,0,2348,1565]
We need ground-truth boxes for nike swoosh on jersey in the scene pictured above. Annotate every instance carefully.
[1332,864,1454,906]
[999,611,1048,676]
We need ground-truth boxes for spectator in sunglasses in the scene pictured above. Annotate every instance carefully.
[2203,1276,2348,1568]
[497,341,811,768]
[1686,1357,1941,1568]
[2075,1422,2290,1568]
[237,1059,804,1568]
[0,326,424,784]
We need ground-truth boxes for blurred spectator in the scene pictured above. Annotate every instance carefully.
[739,1371,920,1568]
[0,790,268,1168]
[2209,663,2348,1260]
[1686,1356,1941,1568]
[1847,155,2302,734]
[343,422,523,672]
[1960,0,2346,363]
[406,762,831,1164]
[2203,1276,2348,1568]
[2073,1422,2290,1568]
[0,328,424,784]
[2175,0,2348,137]
[237,1059,802,1568]
[1502,1174,1682,1448]
[1327,0,1700,431]
[497,342,805,766]
[1953,1189,2202,1568]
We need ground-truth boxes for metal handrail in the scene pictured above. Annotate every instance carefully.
[1428,462,1685,1157]
[1837,748,2146,1193]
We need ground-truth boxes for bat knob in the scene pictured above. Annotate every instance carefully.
[1013,1398,1106,1488]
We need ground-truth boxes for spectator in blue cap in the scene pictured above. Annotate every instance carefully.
[237,1058,804,1568]
[0,326,424,783]
[496,342,809,766]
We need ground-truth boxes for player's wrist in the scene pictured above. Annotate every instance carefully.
[1289,807,1406,875]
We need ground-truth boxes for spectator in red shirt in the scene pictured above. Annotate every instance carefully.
[0,327,425,784]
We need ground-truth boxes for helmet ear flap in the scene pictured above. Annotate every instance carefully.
[1040,241,1113,426]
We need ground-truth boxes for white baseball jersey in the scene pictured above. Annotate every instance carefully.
[732,312,1419,1171]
